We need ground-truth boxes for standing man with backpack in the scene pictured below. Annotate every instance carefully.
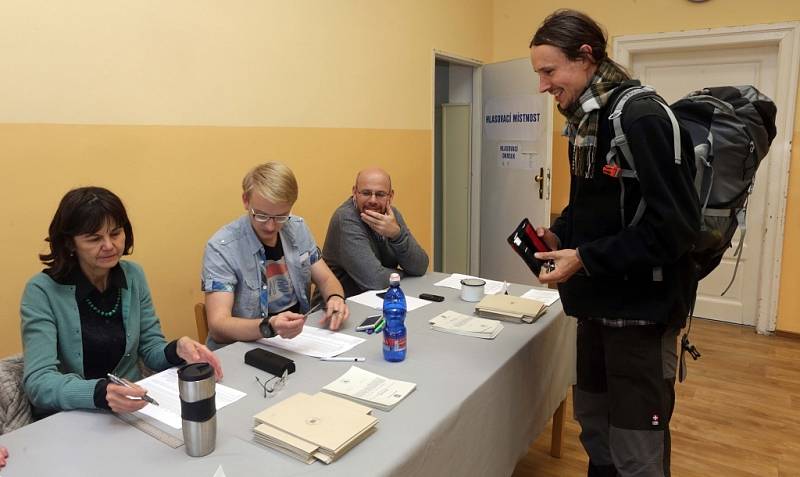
[530,10,700,477]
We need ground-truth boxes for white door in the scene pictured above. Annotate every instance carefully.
[631,45,778,325]
[479,58,553,285]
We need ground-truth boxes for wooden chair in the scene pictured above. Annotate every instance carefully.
[194,303,209,344]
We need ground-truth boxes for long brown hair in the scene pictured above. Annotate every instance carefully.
[40,187,134,280]
[530,9,613,65]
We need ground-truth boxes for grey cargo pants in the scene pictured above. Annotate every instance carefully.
[574,319,679,477]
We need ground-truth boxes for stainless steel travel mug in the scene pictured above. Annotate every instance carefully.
[178,363,216,457]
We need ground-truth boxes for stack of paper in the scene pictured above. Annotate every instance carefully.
[428,310,503,339]
[475,294,547,324]
[433,273,507,295]
[346,289,432,311]
[321,366,416,412]
[135,367,247,430]
[258,325,364,358]
[253,392,377,464]
[521,287,561,306]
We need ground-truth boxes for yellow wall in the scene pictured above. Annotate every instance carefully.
[493,0,800,333]
[3,0,799,359]
[0,0,493,356]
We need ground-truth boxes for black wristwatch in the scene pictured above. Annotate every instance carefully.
[259,317,276,339]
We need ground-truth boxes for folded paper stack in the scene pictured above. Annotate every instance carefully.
[474,294,547,324]
[253,392,377,464]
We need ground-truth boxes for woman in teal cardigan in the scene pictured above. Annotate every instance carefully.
[21,187,222,415]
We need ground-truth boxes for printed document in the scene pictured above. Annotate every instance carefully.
[321,366,416,411]
[347,289,431,311]
[259,325,365,358]
[434,273,506,295]
[135,367,246,429]
[520,287,561,306]
[429,310,503,339]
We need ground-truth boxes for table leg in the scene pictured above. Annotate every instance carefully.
[549,398,566,458]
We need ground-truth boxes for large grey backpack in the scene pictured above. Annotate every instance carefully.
[603,84,777,290]
[604,84,777,381]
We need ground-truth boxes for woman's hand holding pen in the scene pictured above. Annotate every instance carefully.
[177,336,224,381]
[105,334,223,414]
[106,380,150,413]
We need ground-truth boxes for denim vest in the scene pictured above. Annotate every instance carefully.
[201,214,319,349]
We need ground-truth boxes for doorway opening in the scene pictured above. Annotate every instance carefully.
[433,52,481,275]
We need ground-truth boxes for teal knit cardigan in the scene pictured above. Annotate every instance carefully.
[21,260,171,411]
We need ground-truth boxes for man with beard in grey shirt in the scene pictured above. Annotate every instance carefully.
[322,168,429,297]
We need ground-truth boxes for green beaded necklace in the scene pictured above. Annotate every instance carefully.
[85,289,122,318]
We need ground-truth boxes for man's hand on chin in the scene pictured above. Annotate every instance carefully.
[360,208,401,239]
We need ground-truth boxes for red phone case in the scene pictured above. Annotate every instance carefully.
[507,218,552,277]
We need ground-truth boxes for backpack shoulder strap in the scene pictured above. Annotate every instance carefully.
[604,85,652,229]
[607,85,682,170]
[605,85,683,228]
[655,101,682,165]
[606,85,652,176]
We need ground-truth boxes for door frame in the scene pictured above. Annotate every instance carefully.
[432,50,484,275]
[613,22,800,333]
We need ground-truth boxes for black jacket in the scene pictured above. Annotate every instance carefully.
[550,87,701,326]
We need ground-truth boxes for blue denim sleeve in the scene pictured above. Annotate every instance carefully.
[309,246,321,265]
[201,242,237,293]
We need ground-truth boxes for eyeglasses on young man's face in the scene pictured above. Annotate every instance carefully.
[356,190,390,199]
[250,209,291,224]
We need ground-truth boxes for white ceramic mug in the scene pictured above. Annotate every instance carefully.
[460,278,486,302]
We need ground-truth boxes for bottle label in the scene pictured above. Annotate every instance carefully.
[383,335,407,351]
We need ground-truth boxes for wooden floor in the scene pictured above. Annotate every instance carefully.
[512,318,800,477]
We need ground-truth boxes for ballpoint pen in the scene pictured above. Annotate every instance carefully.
[320,357,366,362]
[107,373,160,406]
[304,302,323,317]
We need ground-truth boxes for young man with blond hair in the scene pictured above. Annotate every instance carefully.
[202,162,349,350]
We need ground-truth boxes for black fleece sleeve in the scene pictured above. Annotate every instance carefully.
[549,203,571,247]
[578,104,700,276]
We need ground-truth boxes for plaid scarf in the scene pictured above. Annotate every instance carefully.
[560,60,630,178]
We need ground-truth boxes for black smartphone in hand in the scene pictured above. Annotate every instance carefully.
[507,217,554,277]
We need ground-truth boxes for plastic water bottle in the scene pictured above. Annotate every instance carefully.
[382,272,407,362]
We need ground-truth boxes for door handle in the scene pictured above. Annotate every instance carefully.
[534,167,544,199]
[546,167,551,201]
